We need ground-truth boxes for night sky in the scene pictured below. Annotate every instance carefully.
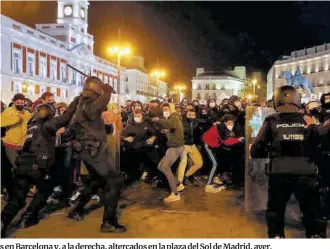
[1,1,330,91]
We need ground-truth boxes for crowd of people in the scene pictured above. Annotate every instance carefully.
[1,76,330,238]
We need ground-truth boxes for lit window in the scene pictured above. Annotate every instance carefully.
[28,54,35,76]
[13,49,22,74]
[39,57,47,78]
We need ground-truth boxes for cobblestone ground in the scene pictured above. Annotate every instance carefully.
[1,182,328,238]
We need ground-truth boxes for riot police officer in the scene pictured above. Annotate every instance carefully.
[316,92,330,218]
[67,76,126,233]
[1,100,78,237]
[250,85,327,238]
[320,92,330,123]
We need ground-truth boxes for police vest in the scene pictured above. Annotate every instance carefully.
[267,114,318,176]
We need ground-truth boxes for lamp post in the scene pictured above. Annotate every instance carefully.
[151,70,165,99]
[252,78,257,96]
[108,46,131,94]
[174,85,186,104]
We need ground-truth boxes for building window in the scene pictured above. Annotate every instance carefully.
[14,82,21,94]
[27,54,35,76]
[39,57,47,78]
[60,63,66,82]
[50,60,57,80]
[13,49,22,74]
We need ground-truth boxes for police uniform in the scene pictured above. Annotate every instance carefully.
[68,76,126,233]
[316,92,330,218]
[250,86,327,238]
[1,101,78,237]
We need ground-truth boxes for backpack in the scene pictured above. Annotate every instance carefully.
[202,125,221,148]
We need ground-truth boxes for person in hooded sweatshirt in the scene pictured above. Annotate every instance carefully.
[177,108,203,188]
[121,110,159,184]
[152,103,185,203]
[220,95,245,133]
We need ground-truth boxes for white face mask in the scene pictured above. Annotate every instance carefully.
[163,111,170,118]
[134,117,142,123]
[226,125,234,131]
[210,102,216,108]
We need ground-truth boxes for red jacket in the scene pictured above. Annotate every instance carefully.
[203,123,241,148]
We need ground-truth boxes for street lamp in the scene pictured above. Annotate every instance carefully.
[252,79,257,96]
[174,85,186,104]
[108,46,131,94]
[150,70,166,99]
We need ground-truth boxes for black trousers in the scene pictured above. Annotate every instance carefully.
[317,153,330,217]
[121,148,161,184]
[1,163,53,233]
[1,142,14,198]
[267,175,327,238]
[71,142,122,223]
[53,146,75,198]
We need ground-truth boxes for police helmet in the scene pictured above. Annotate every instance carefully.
[274,86,301,109]
[82,76,103,97]
[35,103,56,119]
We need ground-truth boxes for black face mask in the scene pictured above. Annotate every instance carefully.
[187,118,196,122]
[309,108,321,119]
[15,105,25,111]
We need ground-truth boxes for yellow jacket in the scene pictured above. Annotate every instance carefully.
[1,106,32,148]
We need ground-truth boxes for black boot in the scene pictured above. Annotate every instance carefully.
[67,212,84,222]
[1,221,7,238]
[100,218,127,233]
[20,212,39,229]
[183,176,196,186]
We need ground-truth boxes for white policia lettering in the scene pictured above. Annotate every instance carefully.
[276,123,305,128]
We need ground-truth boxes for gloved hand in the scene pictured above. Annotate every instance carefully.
[102,84,114,94]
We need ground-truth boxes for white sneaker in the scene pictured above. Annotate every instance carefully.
[177,183,185,192]
[213,176,224,185]
[91,195,100,202]
[205,184,226,193]
[164,193,180,203]
[141,171,148,180]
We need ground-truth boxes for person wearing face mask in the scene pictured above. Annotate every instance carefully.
[1,100,79,237]
[203,114,244,192]
[320,92,330,123]
[315,93,330,219]
[180,98,189,109]
[217,114,245,187]
[152,103,185,202]
[127,101,144,125]
[121,110,159,184]
[1,94,31,201]
[220,95,245,133]
[121,100,133,127]
[192,100,201,114]
[177,110,203,188]
[207,98,221,125]
[1,94,32,168]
